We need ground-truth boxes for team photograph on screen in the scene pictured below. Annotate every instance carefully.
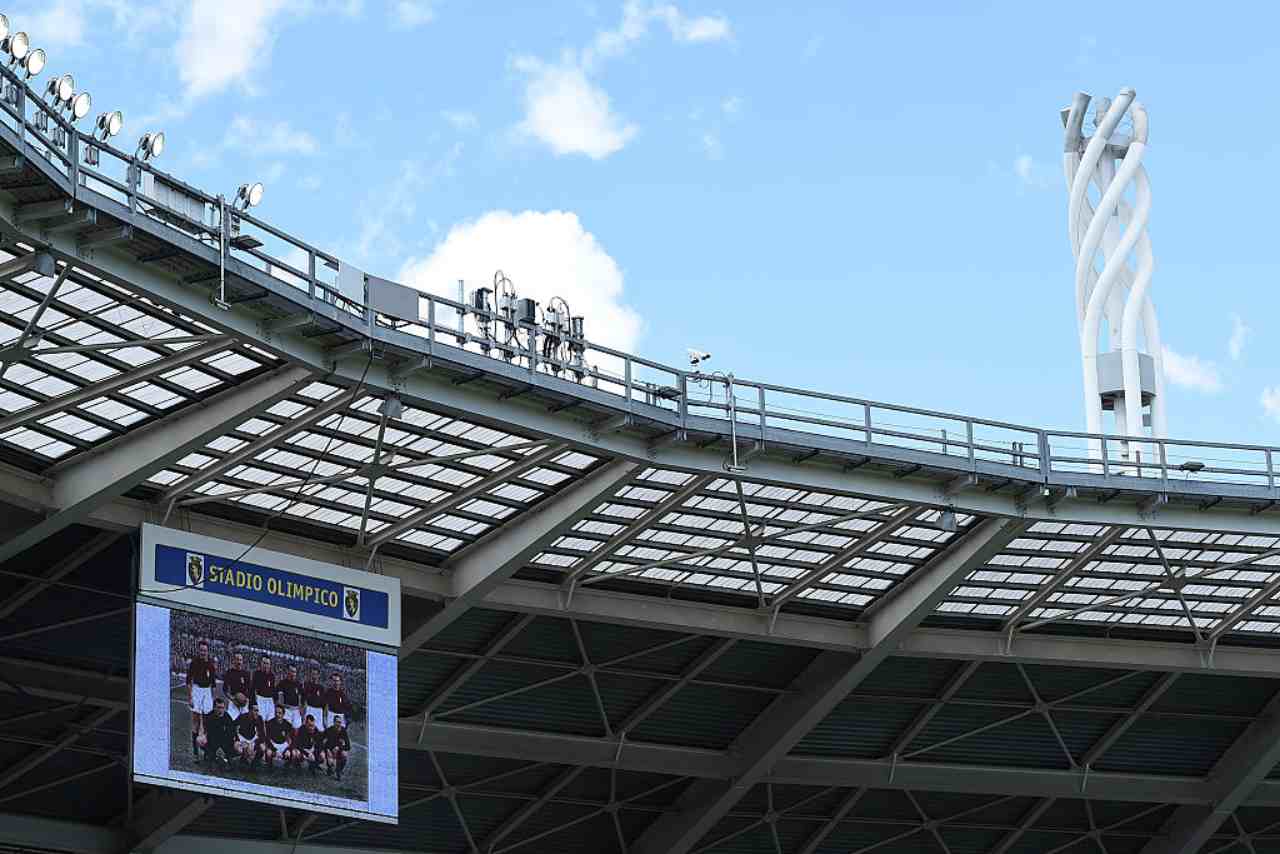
[168,609,368,801]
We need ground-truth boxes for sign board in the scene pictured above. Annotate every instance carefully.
[132,525,399,823]
[139,523,400,648]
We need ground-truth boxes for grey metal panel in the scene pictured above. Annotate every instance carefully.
[366,274,420,322]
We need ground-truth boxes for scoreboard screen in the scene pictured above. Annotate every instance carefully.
[131,525,400,823]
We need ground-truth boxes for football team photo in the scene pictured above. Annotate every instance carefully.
[167,609,369,802]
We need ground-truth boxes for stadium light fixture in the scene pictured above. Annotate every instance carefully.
[2,30,28,64]
[136,131,164,160]
[378,395,405,420]
[69,90,90,121]
[234,181,264,209]
[95,110,123,140]
[45,73,72,104]
[22,47,44,78]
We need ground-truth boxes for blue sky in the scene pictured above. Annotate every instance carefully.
[16,1,1280,443]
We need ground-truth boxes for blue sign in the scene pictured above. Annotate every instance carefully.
[153,544,390,631]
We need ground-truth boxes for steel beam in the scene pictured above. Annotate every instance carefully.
[366,444,566,549]
[0,705,118,794]
[1141,689,1280,853]
[0,365,312,565]
[123,790,215,853]
[0,530,118,621]
[630,516,1026,854]
[0,338,230,436]
[405,719,1243,806]
[398,458,638,657]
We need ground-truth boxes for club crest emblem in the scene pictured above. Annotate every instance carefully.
[186,553,205,588]
[343,587,360,621]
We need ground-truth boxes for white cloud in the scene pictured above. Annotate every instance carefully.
[514,58,637,160]
[398,210,642,356]
[587,2,730,64]
[441,110,478,130]
[174,0,293,100]
[1262,387,1280,423]
[1013,154,1054,190]
[18,0,88,48]
[1162,346,1223,393]
[515,2,730,159]
[299,174,323,191]
[1229,313,1251,361]
[700,131,722,160]
[351,143,463,264]
[393,0,434,28]
[721,95,743,117]
[225,116,319,156]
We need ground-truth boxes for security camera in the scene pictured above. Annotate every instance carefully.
[687,349,712,367]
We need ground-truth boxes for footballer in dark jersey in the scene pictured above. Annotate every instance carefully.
[197,697,236,767]
[186,640,216,757]
[264,705,296,767]
[322,718,352,780]
[234,704,267,766]
[221,652,250,703]
[323,673,351,730]
[303,667,325,733]
[293,714,324,775]
[252,656,276,720]
[277,664,303,729]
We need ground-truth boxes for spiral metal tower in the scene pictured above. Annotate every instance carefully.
[1062,88,1166,453]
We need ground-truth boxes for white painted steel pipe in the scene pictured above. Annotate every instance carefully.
[1061,88,1165,457]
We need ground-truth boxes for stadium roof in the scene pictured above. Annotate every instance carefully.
[2,60,1280,854]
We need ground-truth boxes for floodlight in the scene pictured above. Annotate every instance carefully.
[46,73,72,103]
[70,91,90,120]
[4,31,28,61]
[22,48,44,78]
[136,131,164,160]
[235,181,264,209]
[95,110,123,139]
[0,15,9,43]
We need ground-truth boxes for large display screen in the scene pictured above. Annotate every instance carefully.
[132,602,398,823]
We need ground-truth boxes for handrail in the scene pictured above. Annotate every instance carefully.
[0,61,1277,500]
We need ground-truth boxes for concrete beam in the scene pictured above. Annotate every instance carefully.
[0,365,312,565]
[398,458,638,657]
[630,517,1026,854]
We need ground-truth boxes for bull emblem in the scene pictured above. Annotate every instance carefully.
[186,553,204,588]
[344,588,360,619]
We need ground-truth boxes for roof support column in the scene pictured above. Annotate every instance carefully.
[631,516,1026,854]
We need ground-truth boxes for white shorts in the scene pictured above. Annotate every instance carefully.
[256,697,275,719]
[190,685,213,714]
[305,706,323,729]
[325,711,345,730]
[270,740,289,753]
[284,707,302,728]
[227,703,247,721]
[236,735,256,750]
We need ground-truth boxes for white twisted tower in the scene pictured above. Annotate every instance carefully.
[1062,88,1167,453]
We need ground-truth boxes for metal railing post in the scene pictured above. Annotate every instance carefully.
[307,251,316,301]
[965,421,975,468]
[1101,437,1110,478]
[758,386,766,446]
[1037,431,1051,478]
[1158,442,1168,488]
[678,373,688,436]
[863,404,872,448]
[1267,449,1275,492]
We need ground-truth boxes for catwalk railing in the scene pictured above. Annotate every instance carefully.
[0,62,1275,499]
